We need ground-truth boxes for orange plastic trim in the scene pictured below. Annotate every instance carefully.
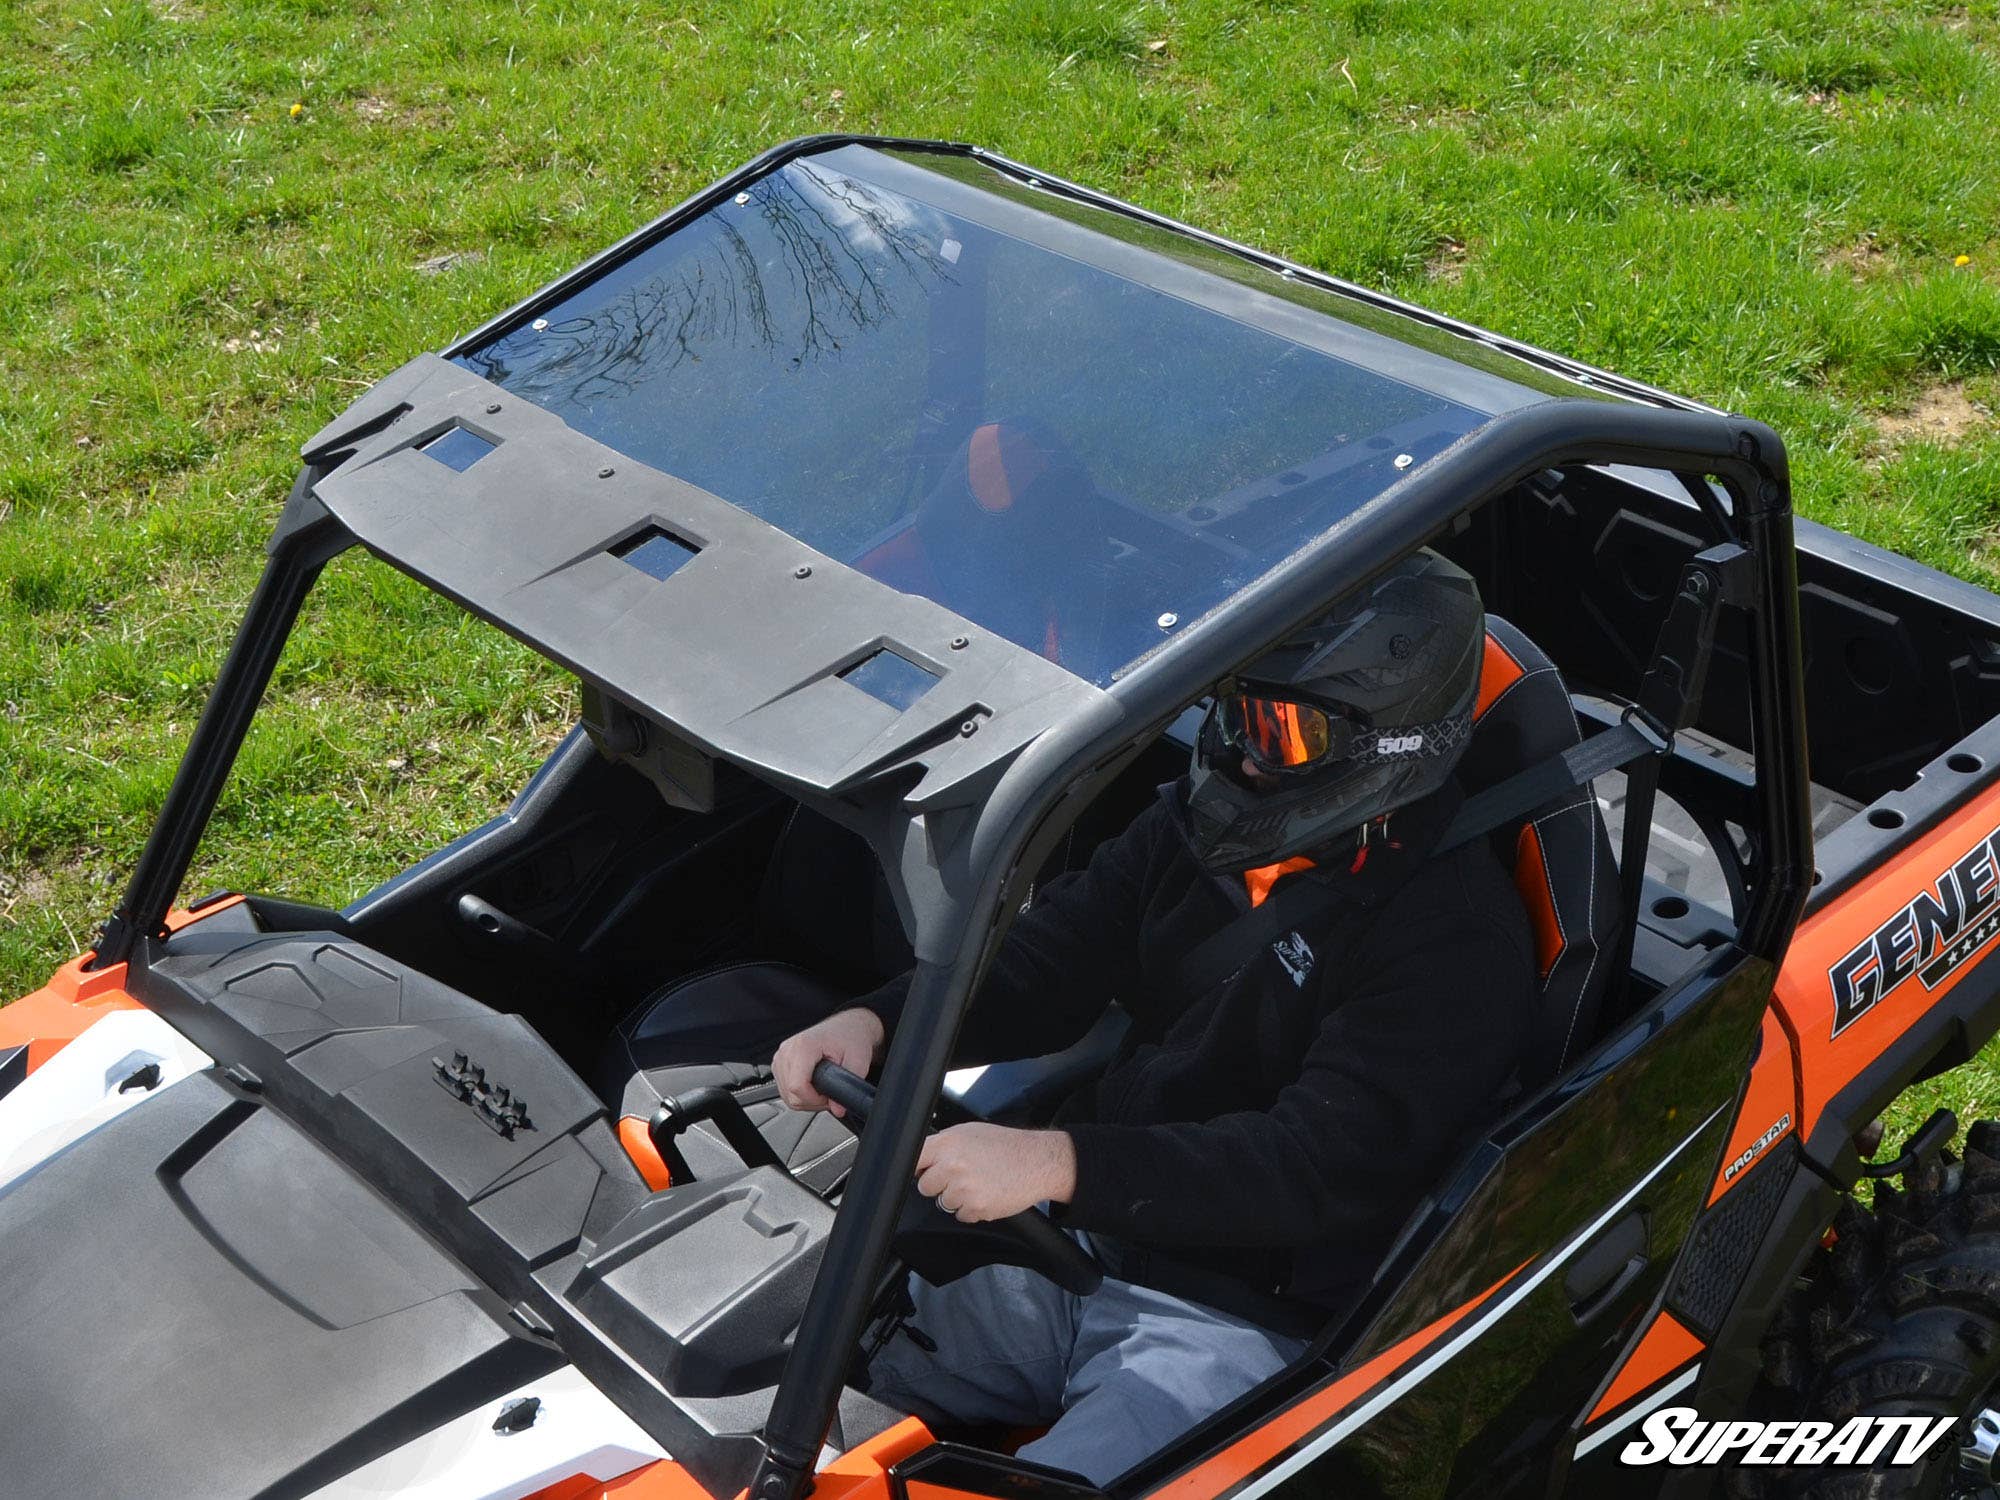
[1585,1310,1704,1424]
[523,1476,603,1500]
[525,1461,717,1500]
[1706,1007,1798,1205]
[618,1116,674,1191]
[0,897,244,1073]
[527,1420,937,1500]
[806,1417,937,1500]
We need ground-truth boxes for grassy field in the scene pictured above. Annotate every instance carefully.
[2,0,1998,1128]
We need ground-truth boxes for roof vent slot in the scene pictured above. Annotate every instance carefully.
[611,526,701,582]
[840,649,939,711]
[418,425,498,472]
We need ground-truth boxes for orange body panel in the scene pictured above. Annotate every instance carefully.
[0,898,244,1073]
[526,1476,610,1500]
[525,1419,936,1500]
[526,1461,716,1500]
[1585,1311,1705,1424]
[1706,1007,1799,1205]
[812,1417,937,1500]
[1146,1268,1523,1500]
[1771,787,2000,1137]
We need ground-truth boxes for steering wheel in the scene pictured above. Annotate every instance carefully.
[813,1060,1104,1296]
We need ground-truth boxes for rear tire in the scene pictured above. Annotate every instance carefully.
[1747,1120,2000,1498]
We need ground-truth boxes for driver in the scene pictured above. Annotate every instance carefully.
[772,549,1536,1485]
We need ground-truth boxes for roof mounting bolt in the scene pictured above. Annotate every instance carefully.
[597,466,615,479]
[734,191,751,205]
[531,317,549,331]
[485,402,502,414]
[1157,612,1179,631]
[793,564,812,579]
[949,635,968,650]
[1393,453,1414,471]
[959,719,979,737]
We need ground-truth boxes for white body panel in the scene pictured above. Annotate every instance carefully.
[308,1365,666,1499]
[0,1009,212,1191]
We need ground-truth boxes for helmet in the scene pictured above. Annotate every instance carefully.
[1185,548,1484,872]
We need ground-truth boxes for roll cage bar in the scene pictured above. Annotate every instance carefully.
[85,137,1811,1500]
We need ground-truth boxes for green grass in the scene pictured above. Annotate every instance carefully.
[1,0,1998,1144]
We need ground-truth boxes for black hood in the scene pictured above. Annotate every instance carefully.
[0,1069,557,1499]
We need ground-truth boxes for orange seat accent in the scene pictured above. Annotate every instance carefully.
[618,1116,673,1191]
[1512,823,1564,979]
[966,423,1050,514]
[1474,633,1523,722]
[1243,856,1315,908]
[966,423,1014,511]
[1587,1310,1705,1423]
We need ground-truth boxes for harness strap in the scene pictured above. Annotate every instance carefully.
[1164,876,1345,1009]
[1436,716,1664,855]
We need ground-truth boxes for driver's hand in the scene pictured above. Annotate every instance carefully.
[773,1006,885,1117]
[916,1123,1078,1223]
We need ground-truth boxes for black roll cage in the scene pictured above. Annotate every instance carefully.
[84,138,1813,1500]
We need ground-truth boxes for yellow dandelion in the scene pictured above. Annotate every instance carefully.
[289,102,304,118]
[1957,254,1973,267]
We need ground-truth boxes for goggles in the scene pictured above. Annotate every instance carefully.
[1202,692,1362,776]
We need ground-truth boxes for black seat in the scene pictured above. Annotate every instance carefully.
[1458,616,1622,1088]
[600,615,1618,1191]
[595,809,912,1192]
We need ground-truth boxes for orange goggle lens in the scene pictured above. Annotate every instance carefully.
[1221,696,1336,770]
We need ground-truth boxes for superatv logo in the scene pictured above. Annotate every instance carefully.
[1830,820,2000,1035]
[1621,1409,1955,1467]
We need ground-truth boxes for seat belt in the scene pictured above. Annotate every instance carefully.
[1163,544,1749,1010]
[1437,716,1665,855]
[1163,875,1346,1007]
[1437,543,1750,1000]
[1603,546,1745,1001]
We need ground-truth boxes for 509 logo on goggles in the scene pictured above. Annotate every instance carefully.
[1830,819,2000,1036]
[1620,1409,1956,1468]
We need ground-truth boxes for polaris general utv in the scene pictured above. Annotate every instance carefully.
[6,136,2000,1500]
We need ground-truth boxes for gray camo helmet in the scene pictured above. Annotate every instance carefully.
[1185,548,1484,873]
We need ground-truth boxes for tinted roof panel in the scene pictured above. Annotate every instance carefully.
[455,144,1552,684]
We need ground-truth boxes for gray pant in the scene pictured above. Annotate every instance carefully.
[867,1258,1308,1487]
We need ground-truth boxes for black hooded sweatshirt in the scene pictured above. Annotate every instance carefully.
[860,777,1536,1320]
